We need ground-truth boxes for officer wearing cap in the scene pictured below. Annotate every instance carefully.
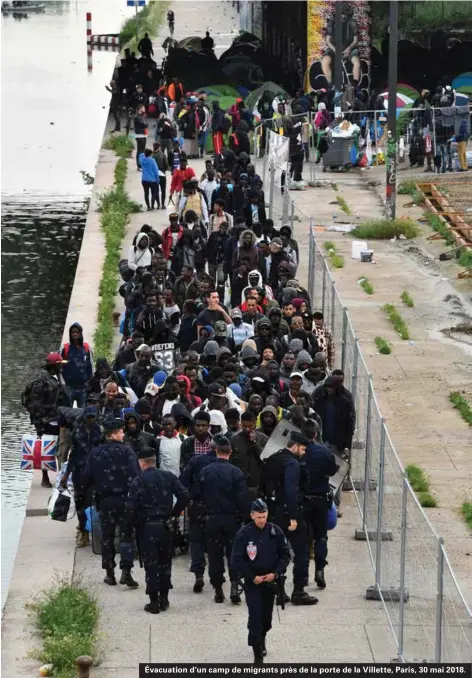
[259,431,318,605]
[83,418,140,588]
[231,498,290,665]
[123,444,189,614]
[191,435,248,604]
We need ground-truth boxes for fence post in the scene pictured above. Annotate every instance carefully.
[262,126,269,188]
[374,420,386,591]
[321,265,327,316]
[330,283,336,338]
[268,162,275,220]
[290,199,295,231]
[361,378,373,530]
[398,474,408,662]
[374,111,378,166]
[282,183,290,224]
[341,307,348,372]
[435,538,444,662]
[308,218,314,302]
[351,339,359,403]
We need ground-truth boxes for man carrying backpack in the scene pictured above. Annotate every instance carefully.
[60,322,93,408]
[22,352,70,487]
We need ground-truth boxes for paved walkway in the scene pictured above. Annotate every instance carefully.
[77,2,399,674]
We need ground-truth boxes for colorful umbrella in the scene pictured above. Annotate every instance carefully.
[380,91,414,109]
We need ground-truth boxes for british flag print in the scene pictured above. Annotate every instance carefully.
[21,436,57,472]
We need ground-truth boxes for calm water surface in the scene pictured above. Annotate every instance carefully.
[1,0,136,605]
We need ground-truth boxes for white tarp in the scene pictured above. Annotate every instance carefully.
[268,129,290,172]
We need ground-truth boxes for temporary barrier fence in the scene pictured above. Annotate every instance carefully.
[254,134,472,662]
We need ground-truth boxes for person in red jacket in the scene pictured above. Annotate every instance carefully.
[161,213,184,261]
[169,157,196,203]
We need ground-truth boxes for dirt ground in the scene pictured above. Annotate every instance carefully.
[293,168,472,604]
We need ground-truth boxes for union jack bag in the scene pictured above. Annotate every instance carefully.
[21,434,57,472]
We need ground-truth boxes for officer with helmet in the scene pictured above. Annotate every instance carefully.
[231,498,290,665]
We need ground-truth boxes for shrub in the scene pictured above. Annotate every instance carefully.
[352,218,420,240]
[103,134,134,159]
[401,290,414,307]
[375,336,391,354]
[406,465,438,507]
[449,391,472,426]
[461,502,472,530]
[383,304,410,340]
[337,196,352,215]
[358,277,374,295]
[423,211,455,246]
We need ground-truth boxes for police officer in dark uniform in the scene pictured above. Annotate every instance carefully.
[231,498,290,665]
[180,440,217,594]
[259,431,318,605]
[83,418,140,587]
[123,445,189,613]
[192,435,248,604]
[301,419,338,589]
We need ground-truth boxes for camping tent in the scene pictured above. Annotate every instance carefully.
[245,81,290,112]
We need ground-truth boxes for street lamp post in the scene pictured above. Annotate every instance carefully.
[386,0,399,220]
[334,0,343,115]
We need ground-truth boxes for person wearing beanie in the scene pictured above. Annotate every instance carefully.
[225,407,241,438]
[191,434,248,604]
[123,409,160,459]
[231,497,290,664]
[259,431,318,607]
[123,443,189,614]
[134,398,159,435]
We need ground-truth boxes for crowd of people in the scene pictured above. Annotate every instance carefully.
[21,19,363,666]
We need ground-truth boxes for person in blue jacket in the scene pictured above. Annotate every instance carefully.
[139,148,159,210]
[231,498,290,665]
[60,322,93,408]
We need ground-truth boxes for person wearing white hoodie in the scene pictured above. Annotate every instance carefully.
[127,232,153,271]
[241,269,274,302]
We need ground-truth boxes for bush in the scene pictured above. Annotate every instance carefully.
[358,277,374,295]
[383,304,410,340]
[401,290,414,308]
[352,218,420,240]
[120,1,167,53]
[449,391,472,426]
[423,211,455,246]
[29,577,100,678]
[398,180,418,195]
[406,465,437,507]
[375,336,391,354]
[458,249,472,271]
[461,502,472,530]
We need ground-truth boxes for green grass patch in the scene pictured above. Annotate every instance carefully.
[331,182,339,191]
[461,502,472,530]
[423,211,455,246]
[458,248,472,271]
[29,577,100,678]
[323,241,344,268]
[398,179,418,195]
[449,391,472,426]
[336,195,352,215]
[383,304,410,340]
[120,0,168,53]
[375,336,391,354]
[401,290,414,308]
[405,465,438,508]
[358,277,374,295]
[94,158,141,359]
[352,218,420,240]
[103,134,134,159]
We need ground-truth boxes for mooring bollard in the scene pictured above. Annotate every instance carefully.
[76,656,93,678]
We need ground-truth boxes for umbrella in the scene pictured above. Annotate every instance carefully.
[380,91,414,109]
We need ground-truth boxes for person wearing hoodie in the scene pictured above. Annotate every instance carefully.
[134,398,159,435]
[206,219,230,287]
[302,361,327,396]
[239,344,260,375]
[61,406,102,547]
[262,239,291,288]
[232,229,259,272]
[177,374,202,411]
[128,233,153,272]
[113,331,144,371]
[123,410,160,458]
[152,375,190,424]
[60,322,93,407]
[313,377,356,457]
[258,405,278,437]
[254,318,283,364]
[139,148,160,210]
[233,120,251,156]
[242,270,273,305]
[189,325,215,355]
[87,357,126,396]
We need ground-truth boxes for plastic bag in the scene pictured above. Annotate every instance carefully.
[223,279,231,309]
[48,488,76,522]
[327,501,337,531]
[55,461,74,493]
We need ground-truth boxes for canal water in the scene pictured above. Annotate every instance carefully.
[1,0,135,605]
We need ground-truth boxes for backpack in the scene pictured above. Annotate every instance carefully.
[62,342,90,359]
[21,379,37,411]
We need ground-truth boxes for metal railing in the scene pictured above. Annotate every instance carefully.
[253,141,472,663]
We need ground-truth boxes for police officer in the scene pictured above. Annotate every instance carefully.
[123,445,189,614]
[192,435,248,604]
[301,419,338,589]
[231,498,290,665]
[259,431,318,605]
[180,440,217,594]
[83,418,139,587]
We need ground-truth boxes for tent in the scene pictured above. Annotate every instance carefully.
[452,72,472,95]
[164,49,228,89]
[196,84,241,98]
[176,36,202,52]
[245,81,290,112]
[220,54,265,85]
